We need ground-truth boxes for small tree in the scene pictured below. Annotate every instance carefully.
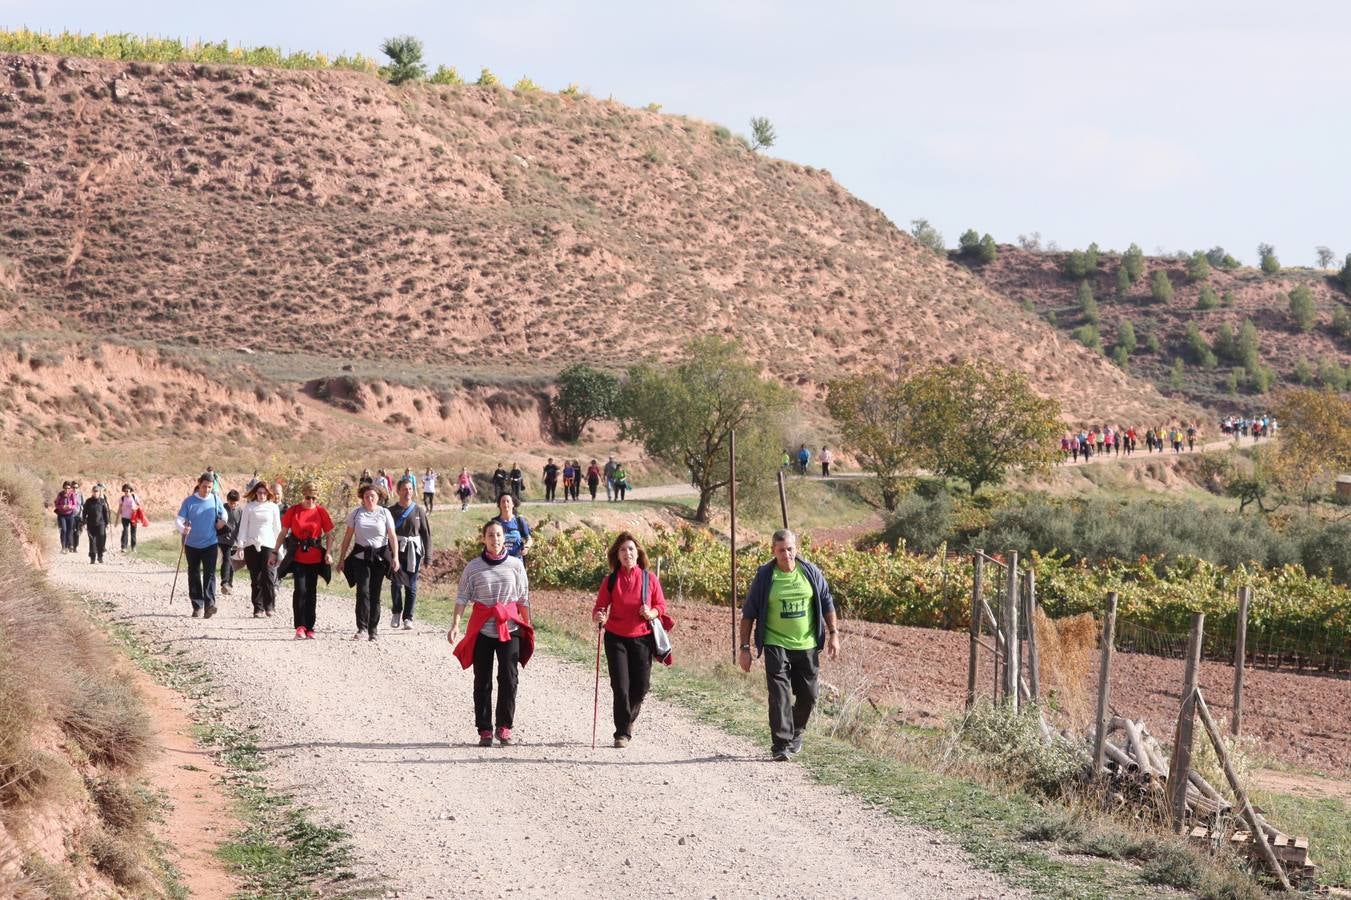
[1187,323,1215,367]
[1062,250,1091,280]
[428,64,463,85]
[1077,281,1098,324]
[1123,243,1145,283]
[1332,305,1351,338]
[1169,357,1185,389]
[615,337,792,523]
[1150,269,1174,304]
[1206,246,1240,269]
[1289,284,1316,332]
[958,229,981,256]
[910,219,945,255]
[1114,265,1130,298]
[901,363,1062,495]
[476,67,499,87]
[1197,284,1219,310]
[1339,253,1351,294]
[1293,358,1315,385]
[749,116,776,152]
[1116,319,1137,355]
[1017,232,1042,250]
[957,230,996,264]
[1316,246,1336,269]
[1258,242,1280,275]
[1274,387,1351,505]
[380,35,426,85]
[550,363,618,441]
[1072,324,1101,351]
[1186,251,1210,283]
[977,234,998,264]
[826,374,911,510]
[1237,319,1261,371]
[1212,323,1237,362]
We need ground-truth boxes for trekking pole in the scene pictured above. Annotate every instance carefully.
[592,622,603,749]
[168,535,185,607]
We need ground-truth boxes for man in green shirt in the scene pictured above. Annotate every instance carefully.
[738,529,840,761]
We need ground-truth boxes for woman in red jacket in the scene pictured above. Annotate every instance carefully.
[592,531,674,748]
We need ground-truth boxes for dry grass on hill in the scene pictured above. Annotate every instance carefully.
[0,52,1188,427]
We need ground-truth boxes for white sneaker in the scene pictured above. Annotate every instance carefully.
[390,613,400,629]
[352,632,363,641]
[402,619,413,630]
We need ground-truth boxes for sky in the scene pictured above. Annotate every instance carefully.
[4,0,1350,265]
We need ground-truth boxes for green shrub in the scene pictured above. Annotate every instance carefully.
[1318,359,1349,391]
[1236,319,1260,370]
[1115,319,1136,355]
[1331,305,1351,338]
[956,701,1086,795]
[1205,246,1241,269]
[957,229,997,264]
[1143,330,1160,354]
[1339,252,1351,294]
[1150,269,1174,303]
[1122,243,1145,283]
[1169,357,1185,388]
[1258,242,1280,274]
[1211,323,1237,362]
[428,65,462,85]
[909,219,945,255]
[513,76,541,92]
[1114,265,1130,297]
[0,27,376,71]
[1196,284,1219,310]
[379,35,426,85]
[880,490,955,554]
[1077,281,1098,324]
[1289,284,1316,332]
[1072,324,1100,350]
[1186,251,1210,283]
[1225,368,1241,395]
[1293,358,1315,385]
[1062,250,1093,280]
[1185,323,1211,365]
[560,83,582,98]
[476,67,499,87]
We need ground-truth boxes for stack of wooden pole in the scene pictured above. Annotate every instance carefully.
[1090,716,1231,820]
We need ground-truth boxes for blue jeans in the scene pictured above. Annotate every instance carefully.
[58,513,77,549]
[391,571,419,621]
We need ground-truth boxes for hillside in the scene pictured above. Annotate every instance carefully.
[0,51,1190,435]
[970,246,1351,408]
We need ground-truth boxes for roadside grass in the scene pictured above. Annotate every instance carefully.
[95,601,375,898]
[1247,788,1350,887]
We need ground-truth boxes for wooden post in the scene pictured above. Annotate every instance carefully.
[967,553,983,709]
[1194,688,1292,891]
[776,468,789,530]
[1168,612,1205,829]
[1233,586,1250,737]
[1024,568,1040,701]
[993,560,1002,703]
[729,429,738,663]
[1091,592,1118,773]
[1002,552,1019,708]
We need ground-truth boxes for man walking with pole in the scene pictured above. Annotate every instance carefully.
[175,473,229,619]
[737,529,840,761]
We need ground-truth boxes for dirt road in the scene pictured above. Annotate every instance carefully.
[52,531,1019,898]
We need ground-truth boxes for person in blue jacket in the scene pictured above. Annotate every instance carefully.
[737,529,840,761]
[175,472,229,618]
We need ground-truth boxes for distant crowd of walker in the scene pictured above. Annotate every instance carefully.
[1059,414,1276,463]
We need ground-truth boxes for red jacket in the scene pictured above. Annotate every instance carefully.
[594,568,675,665]
[452,601,535,669]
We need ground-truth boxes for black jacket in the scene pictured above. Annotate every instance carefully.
[82,496,112,530]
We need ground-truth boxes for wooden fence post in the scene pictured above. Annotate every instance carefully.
[1024,568,1040,701]
[1091,592,1118,773]
[1003,552,1019,708]
[1233,586,1250,736]
[967,553,983,709]
[1195,688,1292,891]
[729,430,738,663]
[1168,612,1205,829]
[776,468,789,530]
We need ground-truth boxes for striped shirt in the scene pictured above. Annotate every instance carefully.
[457,554,530,636]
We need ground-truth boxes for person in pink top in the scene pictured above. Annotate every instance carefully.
[118,483,142,551]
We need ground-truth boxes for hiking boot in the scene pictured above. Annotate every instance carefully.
[495,727,512,746]
[294,627,307,640]
[478,730,493,747]
[614,736,629,749]
[390,613,400,629]
[191,608,202,618]
[771,747,790,762]
[204,606,217,619]
[788,731,804,755]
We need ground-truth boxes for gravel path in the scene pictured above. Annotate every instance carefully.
[52,530,1019,899]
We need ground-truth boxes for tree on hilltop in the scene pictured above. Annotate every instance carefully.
[910,219,946,255]
[1206,246,1240,270]
[1122,243,1145,283]
[1316,246,1336,269]
[615,337,791,523]
[1339,253,1351,294]
[1258,243,1281,275]
[1186,251,1210,283]
[958,229,997,264]
[380,35,426,85]
[749,117,776,152]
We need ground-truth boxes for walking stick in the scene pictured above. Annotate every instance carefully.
[168,535,185,607]
[592,622,603,749]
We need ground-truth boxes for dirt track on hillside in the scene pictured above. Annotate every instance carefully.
[51,527,1020,899]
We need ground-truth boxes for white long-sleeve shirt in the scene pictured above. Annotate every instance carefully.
[236,500,282,551]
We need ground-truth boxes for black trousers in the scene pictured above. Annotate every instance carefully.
[86,527,107,562]
[588,479,598,500]
[605,632,654,739]
[120,517,137,550]
[219,547,235,588]
[351,555,386,636]
[184,544,219,610]
[544,480,557,501]
[423,491,435,511]
[244,546,276,613]
[291,562,322,630]
[762,645,820,752]
[472,633,520,732]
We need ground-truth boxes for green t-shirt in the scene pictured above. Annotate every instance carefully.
[764,564,816,650]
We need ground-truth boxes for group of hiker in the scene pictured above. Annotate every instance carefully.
[1060,423,1203,462]
[1220,414,1276,441]
[55,465,837,760]
[53,480,147,562]
[783,445,835,477]
[497,457,632,504]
